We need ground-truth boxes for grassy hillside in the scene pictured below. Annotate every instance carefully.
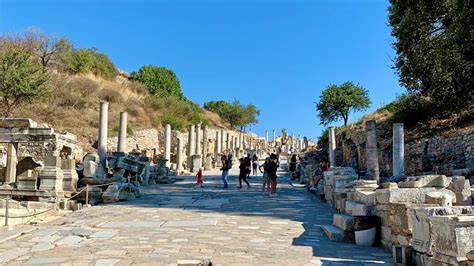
[14,72,230,151]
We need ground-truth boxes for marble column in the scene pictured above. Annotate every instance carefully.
[328,127,336,167]
[366,120,380,183]
[187,125,195,170]
[272,130,276,146]
[220,129,225,154]
[164,124,171,168]
[202,125,208,167]
[97,102,108,178]
[4,143,18,184]
[177,138,183,173]
[195,124,201,156]
[265,131,269,145]
[226,133,230,153]
[215,130,221,166]
[117,111,128,153]
[393,123,405,177]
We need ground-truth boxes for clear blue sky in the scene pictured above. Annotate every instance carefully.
[0,0,404,141]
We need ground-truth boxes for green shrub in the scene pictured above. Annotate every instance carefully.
[317,129,329,145]
[145,96,208,131]
[387,93,431,127]
[130,65,184,99]
[65,48,118,80]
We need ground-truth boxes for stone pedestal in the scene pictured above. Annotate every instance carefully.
[17,170,37,190]
[62,159,78,192]
[39,156,64,191]
[205,154,212,171]
[83,153,99,178]
[191,155,202,173]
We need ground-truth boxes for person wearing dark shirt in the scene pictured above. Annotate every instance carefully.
[267,153,280,196]
[259,157,271,193]
[289,154,297,180]
[238,158,251,189]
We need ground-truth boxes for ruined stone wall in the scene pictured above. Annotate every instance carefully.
[107,128,160,154]
[335,127,474,177]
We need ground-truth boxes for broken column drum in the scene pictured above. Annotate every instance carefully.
[164,124,171,168]
[117,111,128,153]
[366,120,380,183]
[393,123,404,178]
[97,102,109,179]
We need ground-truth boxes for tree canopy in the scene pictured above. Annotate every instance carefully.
[389,0,473,112]
[204,100,260,130]
[130,65,184,99]
[0,40,51,117]
[316,81,371,127]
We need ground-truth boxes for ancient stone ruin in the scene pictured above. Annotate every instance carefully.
[300,120,474,265]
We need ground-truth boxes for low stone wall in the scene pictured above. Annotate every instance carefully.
[334,127,474,178]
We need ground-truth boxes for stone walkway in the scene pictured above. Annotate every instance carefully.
[0,163,391,265]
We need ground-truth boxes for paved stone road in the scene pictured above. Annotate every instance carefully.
[0,162,391,265]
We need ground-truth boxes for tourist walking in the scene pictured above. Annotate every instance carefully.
[268,153,280,196]
[238,158,251,189]
[220,155,230,189]
[252,155,259,176]
[196,168,204,188]
[289,154,297,180]
[244,154,252,178]
[259,157,271,193]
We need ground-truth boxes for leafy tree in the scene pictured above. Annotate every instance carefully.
[316,81,371,127]
[130,65,184,99]
[389,0,473,112]
[204,100,260,130]
[0,41,51,117]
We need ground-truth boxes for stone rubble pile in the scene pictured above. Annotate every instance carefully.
[316,166,474,265]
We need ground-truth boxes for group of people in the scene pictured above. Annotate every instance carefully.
[214,153,280,196]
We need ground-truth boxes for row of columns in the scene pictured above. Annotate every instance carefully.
[96,101,309,175]
[327,121,405,183]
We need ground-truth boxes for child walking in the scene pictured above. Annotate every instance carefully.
[196,168,204,188]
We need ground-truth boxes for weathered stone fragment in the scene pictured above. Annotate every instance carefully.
[375,187,438,204]
[333,214,354,231]
[425,191,455,206]
[398,175,450,188]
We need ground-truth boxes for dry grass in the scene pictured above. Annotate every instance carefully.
[14,72,230,152]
